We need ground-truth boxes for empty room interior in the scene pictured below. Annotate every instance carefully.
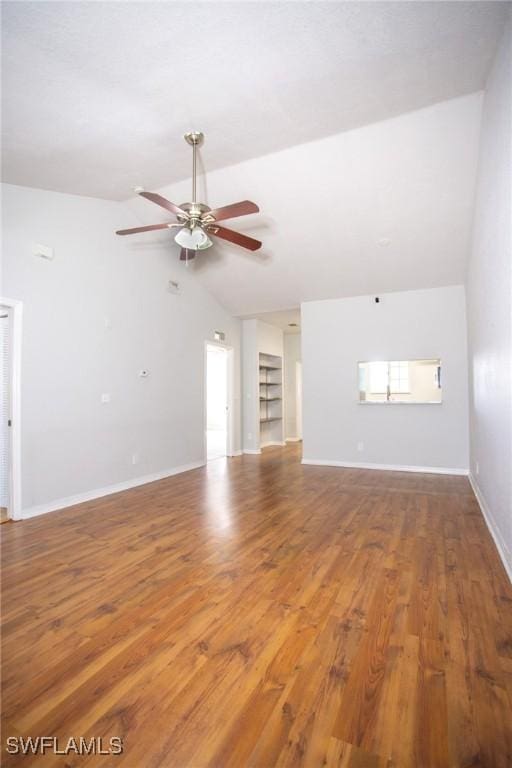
[1,1,512,766]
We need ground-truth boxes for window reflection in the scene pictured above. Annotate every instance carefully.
[358,359,442,403]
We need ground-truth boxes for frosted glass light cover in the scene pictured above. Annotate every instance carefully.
[175,227,211,250]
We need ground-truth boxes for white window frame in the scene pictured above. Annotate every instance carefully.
[369,361,410,395]
[389,361,410,394]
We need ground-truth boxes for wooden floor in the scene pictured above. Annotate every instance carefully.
[2,444,512,767]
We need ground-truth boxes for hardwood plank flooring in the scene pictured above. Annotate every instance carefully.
[1,444,511,767]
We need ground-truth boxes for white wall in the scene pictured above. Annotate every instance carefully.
[302,285,469,472]
[241,319,259,453]
[466,20,512,578]
[284,334,301,439]
[1,183,241,514]
[257,320,283,359]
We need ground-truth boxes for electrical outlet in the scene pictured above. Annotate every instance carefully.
[475,461,479,475]
[101,393,111,403]
[248,433,252,440]
[357,441,364,452]
[131,453,139,465]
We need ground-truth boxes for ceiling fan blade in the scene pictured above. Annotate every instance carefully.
[138,191,187,217]
[116,223,175,236]
[206,200,259,223]
[208,225,262,251]
[180,248,196,261]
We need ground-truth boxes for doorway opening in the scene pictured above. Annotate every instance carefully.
[206,343,230,461]
[0,299,22,521]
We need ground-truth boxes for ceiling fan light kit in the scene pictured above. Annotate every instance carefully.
[174,226,210,250]
[116,132,261,263]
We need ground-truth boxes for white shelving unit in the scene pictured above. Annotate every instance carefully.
[259,353,283,446]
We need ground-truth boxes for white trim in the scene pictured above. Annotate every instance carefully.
[0,298,22,521]
[285,436,302,442]
[261,441,286,448]
[243,449,261,455]
[296,360,303,439]
[230,450,243,457]
[21,460,205,520]
[469,473,512,583]
[301,458,468,476]
[225,344,235,457]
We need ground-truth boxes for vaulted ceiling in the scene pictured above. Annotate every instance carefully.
[1,1,507,200]
[122,92,483,315]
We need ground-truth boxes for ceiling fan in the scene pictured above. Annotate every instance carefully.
[116,132,261,262]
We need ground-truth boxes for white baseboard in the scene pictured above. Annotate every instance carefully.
[243,449,261,455]
[285,437,302,442]
[301,458,468,476]
[229,450,243,457]
[261,441,286,449]
[21,460,206,520]
[469,473,512,583]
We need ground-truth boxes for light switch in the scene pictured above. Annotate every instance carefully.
[101,393,111,403]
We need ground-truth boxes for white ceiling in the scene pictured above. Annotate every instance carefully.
[123,92,483,315]
[1,1,508,200]
[243,309,302,334]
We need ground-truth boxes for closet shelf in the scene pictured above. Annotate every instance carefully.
[259,353,283,436]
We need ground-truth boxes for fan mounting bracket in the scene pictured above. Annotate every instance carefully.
[179,202,211,216]
[184,132,204,147]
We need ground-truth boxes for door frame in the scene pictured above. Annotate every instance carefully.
[204,340,235,461]
[296,360,303,440]
[0,298,23,521]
